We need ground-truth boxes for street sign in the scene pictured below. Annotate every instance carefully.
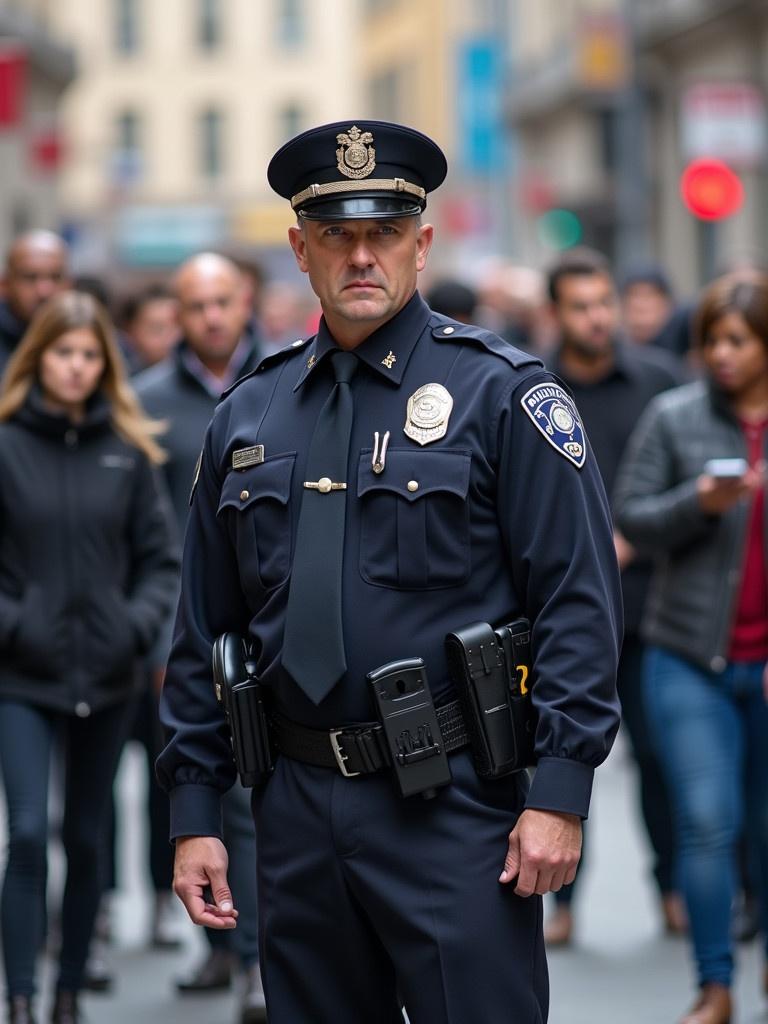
[681,82,767,168]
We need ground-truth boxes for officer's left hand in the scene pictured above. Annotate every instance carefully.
[498,809,582,897]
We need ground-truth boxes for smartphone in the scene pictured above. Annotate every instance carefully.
[703,458,748,479]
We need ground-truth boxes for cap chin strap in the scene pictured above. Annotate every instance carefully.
[291,177,426,210]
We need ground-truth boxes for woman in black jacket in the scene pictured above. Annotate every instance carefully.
[0,292,179,1024]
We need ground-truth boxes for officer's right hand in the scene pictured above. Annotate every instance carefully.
[173,836,239,929]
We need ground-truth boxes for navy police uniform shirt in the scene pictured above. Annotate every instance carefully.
[158,292,622,839]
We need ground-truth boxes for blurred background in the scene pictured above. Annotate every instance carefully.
[1,0,766,303]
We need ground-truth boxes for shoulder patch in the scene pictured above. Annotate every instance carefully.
[429,315,542,371]
[520,382,586,469]
[220,337,313,399]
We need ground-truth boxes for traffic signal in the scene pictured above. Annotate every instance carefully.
[680,158,744,221]
[535,209,583,249]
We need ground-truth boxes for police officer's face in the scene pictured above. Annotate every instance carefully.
[553,272,618,357]
[701,311,768,396]
[288,217,433,345]
[176,268,250,363]
[6,247,68,323]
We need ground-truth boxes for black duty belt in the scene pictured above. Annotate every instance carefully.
[271,700,469,778]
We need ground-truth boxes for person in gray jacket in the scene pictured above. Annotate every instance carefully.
[614,272,768,1024]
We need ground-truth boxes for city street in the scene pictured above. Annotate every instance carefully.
[1,734,763,1024]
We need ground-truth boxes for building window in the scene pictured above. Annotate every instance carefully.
[115,0,139,55]
[198,0,222,51]
[278,103,303,143]
[199,107,224,180]
[277,0,305,48]
[113,109,143,183]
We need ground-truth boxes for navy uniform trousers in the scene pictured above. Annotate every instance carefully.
[253,750,547,1023]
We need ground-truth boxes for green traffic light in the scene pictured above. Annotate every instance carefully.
[536,209,583,250]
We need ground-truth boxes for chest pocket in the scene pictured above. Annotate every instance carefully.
[357,448,471,590]
[217,453,296,591]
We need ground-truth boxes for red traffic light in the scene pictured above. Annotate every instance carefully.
[680,158,744,221]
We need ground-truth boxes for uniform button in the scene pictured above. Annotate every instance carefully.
[240,489,250,501]
[64,428,78,446]
[407,480,419,492]
[318,477,332,494]
[443,326,454,335]
[710,656,726,673]
[75,701,91,718]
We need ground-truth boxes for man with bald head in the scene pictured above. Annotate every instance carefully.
[135,252,266,1022]
[0,230,69,375]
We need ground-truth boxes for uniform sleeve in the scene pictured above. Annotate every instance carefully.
[125,457,182,653]
[495,372,622,818]
[156,414,251,840]
[613,398,717,552]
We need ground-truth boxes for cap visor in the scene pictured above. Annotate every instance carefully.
[299,195,423,221]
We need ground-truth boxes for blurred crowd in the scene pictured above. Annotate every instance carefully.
[0,226,767,1024]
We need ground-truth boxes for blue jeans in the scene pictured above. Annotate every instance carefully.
[644,646,768,987]
[0,699,131,998]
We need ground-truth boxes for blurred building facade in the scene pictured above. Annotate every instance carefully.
[0,1,76,257]
[509,0,768,291]
[47,0,362,277]
[361,0,517,276]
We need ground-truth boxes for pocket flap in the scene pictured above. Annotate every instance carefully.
[217,453,296,515]
[357,448,471,503]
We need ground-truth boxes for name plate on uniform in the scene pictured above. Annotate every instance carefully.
[232,445,265,470]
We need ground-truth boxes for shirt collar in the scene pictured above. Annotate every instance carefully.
[293,291,431,392]
[179,336,253,397]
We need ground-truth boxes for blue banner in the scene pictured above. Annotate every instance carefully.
[457,37,506,175]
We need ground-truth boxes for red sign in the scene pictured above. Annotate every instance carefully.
[680,158,744,221]
[0,47,27,129]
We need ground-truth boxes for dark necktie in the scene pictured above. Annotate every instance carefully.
[282,349,358,704]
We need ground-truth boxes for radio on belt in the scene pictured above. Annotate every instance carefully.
[367,657,452,800]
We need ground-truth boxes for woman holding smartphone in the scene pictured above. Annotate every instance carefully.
[0,291,178,1024]
[614,272,768,1024]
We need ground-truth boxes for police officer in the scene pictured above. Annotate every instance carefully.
[157,120,622,1024]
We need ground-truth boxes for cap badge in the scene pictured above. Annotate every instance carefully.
[404,383,453,446]
[336,125,376,180]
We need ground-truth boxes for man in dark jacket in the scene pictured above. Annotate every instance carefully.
[135,252,265,1023]
[544,247,686,945]
[0,231,70,376]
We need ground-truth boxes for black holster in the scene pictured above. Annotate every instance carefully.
[445,618,536,778]
[212,633,274,787]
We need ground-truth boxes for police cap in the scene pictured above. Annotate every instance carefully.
[267,120,447,221]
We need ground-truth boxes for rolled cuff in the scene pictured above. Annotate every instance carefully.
[169,783,224,842]
[524,757,595,819]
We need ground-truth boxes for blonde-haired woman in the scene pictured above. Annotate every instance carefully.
[0,292,178,1024]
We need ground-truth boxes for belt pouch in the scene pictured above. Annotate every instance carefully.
[445,621,520,778]
[212,632,274,787]
[495,618,536,769]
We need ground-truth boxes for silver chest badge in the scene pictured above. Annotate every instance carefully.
[404,383,453,446]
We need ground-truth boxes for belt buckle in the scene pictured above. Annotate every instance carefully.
[329,729,360,778]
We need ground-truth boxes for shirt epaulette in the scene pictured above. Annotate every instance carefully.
[428,314,543,372]
[220,337,314,399]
